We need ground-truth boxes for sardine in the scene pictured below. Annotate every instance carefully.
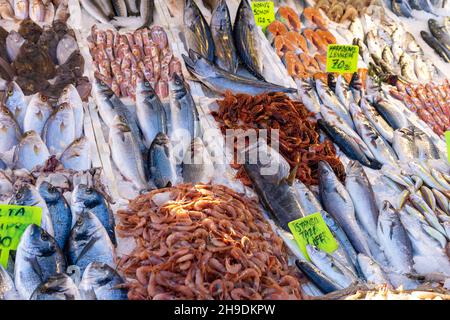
[79,262,127,300]
[23,93,52,137]
[60,137,91,171]
[43,103,76,155]
[210,0,238,73]
[31,274,80,300]
[14,225,65,300]
[0,106,21,153]
[13,131,50,171]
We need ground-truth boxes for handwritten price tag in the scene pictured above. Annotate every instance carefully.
[446,131,450,163]
[0,205,42,268]
[288,212,339,261]
[251,1,275,31]
[326,44,359,74]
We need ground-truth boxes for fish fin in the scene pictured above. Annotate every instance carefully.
[27,256,44,282]
[286,162,300,186]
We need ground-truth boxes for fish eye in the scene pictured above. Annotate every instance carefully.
[16,191,23,200]
[41,232,49,241]
[59,105,65,110]
[63,88,68,94]
[144,82,150,87]
[7,90,13,96]
[85,188,93,194]
[40,95,48,102]
[76,217,83,226]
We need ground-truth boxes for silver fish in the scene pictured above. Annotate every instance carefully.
[393,128,416,162]
[148,132,178,188]
[357,254,390,286]
[13,131,50,172]
[420,186,436,211]
[316,79,353,128]
[124,0,138,15]
[79,262,127,300]
[13,0,28,20]
[112,0,127,17]
[295,259,343,293]
[14,224,65,300]
[335,74,354,109]
[56,35,79,65]
[29,0,45,23]
[139,0,154,28]
[97,0,115,18]
[6,31,25,62]
[371,98,409,130]
[182,137,214,184]
[43,103,76,155]
[0,106,21,154]
[58,84,84,139]
[409,193,447,236]
[365,30,382,59]
[60,137,91,171]
[430,168,450,191]
[432,189,449,214]
[409,162,446,192]
[23,93,53,137]
[0,264,20,300]
[31,274,80,300]
[414,128,440,161]
[295,78,321,113]
[360,99,394,143]
[4,81,26,131]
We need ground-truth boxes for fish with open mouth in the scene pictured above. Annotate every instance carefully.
[183,50,296,95]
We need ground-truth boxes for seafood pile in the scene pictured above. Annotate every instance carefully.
[389,81,450,136]
[117,184,303,300]
[80,0,154,29]
[0,0,69,24]
[213,91,345,185]
[389,0,443,18]
[0,19,90,97]
[89,26,182,100]
[0,170,126,300]
[315,0,375,23]
[182,0,296,95]
[420,18,450,63]
[265,7,337,81]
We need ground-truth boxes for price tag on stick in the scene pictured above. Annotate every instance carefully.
[326,44,359,74]
[0,205,42,268]
[446,131,450,163]
[251,1,275,31]
[288,212,339,261]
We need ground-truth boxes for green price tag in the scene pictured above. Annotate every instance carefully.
[288,212,339,261]
[446,131,450,163]
[251,1,275,31]
[326,44,359,74]
[0,205,42,268]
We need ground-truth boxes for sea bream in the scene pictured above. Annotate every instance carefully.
[79,262,128,300]
[43,103,76,155]
[3,81,26,131]
[30,274,81,300]
[58,84,84,139]
[13,131,50,171]
[60,137,91,171]
[0,106,21,154]
[23,93,53,137]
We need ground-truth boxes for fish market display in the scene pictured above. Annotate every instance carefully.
[315,0,377,23]
[89,26,182,100]
[80,0,154,28]
[0,0,69,24]
[117,184,302,300]
[213,91,345,186]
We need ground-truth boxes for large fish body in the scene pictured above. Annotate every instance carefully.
[66,211,115,276]
[79,262,128,300]
[38,182,72,251]
[14,225,66,300]
[135,78,167,147]
[360,99,394,143]
[60,137,91,171]
[148,133,178,188]
[43,103,76,155]
[109,116,148,191]
[184,0,215,61]
[183,50,296,95]
[9,184,54,237]
[371,98,408,130]
[4,81,26,131]
[23,93,53,137]
[319,161,372,256]
[377,201,414,275]
[233,0,264,80]
[72,184,116,245]
[393,128,415,162]
[58,84,84,139]
[210,0,239,73]
[30,274,80,300]
[13,131,50,171]
[0,106,21,153]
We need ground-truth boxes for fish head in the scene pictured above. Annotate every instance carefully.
[305,245,326,260]
[6,31,24,45]
[169,72,189,99]
[94,78,114,98]
[318,161,336,181]
[59,84,78,102]
[152,132,171,147]
[71,211,103,243]
[211,0,230,24]
[10,183,37,206]
[73,184,103,208]
[20,224,59,256]
[38,182,61,203]
[82,262,117,286]
[3,81,24,107]
[136,77,157,98]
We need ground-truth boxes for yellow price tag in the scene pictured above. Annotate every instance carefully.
[326,44,359,74]
[251,1,275,31]
[0,205,42,268]
[288,212,339,261]
[446,131,450,163]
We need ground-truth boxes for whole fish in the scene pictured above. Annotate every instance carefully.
[135,78,167,147]
[409,193,447,236]
[0,0,15,21]
[371,98,408,130]
[79,0,110,23]
[139,0,154,28]
[414,56,432,83]
[409,161,446,192]
[420,31,449,62]
[79,262,127,300]
[43,1,55,24]
[60,137,91,171]
[56,35,79,65]
[345,161,380,243]
[377,201,414,274]
[23,93,53,137]
[14,225,66,300]
[357,254,390,286]
[319,161,372,256]
[29,0,45,23]
[6,31,25,62]
[431,168,450,191]
[349,103,398,166]
[183,50,296,95]
[432,189,450,215]
[43,103,75,155]
[413,128,440,160]
[349,72,364,105]
[365,30,383,59]
[306,245,357,289]
[210,0,239,73]
[353,38,371,65]
[169,73,199,140]
[38,182,72,251]
[233,0,264,80]
[97,0,115,18]
[13,0,29,20]
[360,99,394,143]
[391,0,413,18]
[0,106,21,153]
[295,260,343,293]
[109,116,148,191]
[184,0,215,61]
[72,184,116,245]
[148,132,178,188]
[182,137,214,184]
[0,264,20,300]
[429,19,450,50]
[58,84,84,139]
[316,79,353,128]
[349,18,364,41]
[112,0,127,16]
[31,274,80,300]
[295,78,321,113]
[9,184,55,237]
[13,131,50,171]
[318,120,381,170]
[393,128,416,162]
[335,75,354,108]
[4,81,26,131]
[66,211,115,275]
